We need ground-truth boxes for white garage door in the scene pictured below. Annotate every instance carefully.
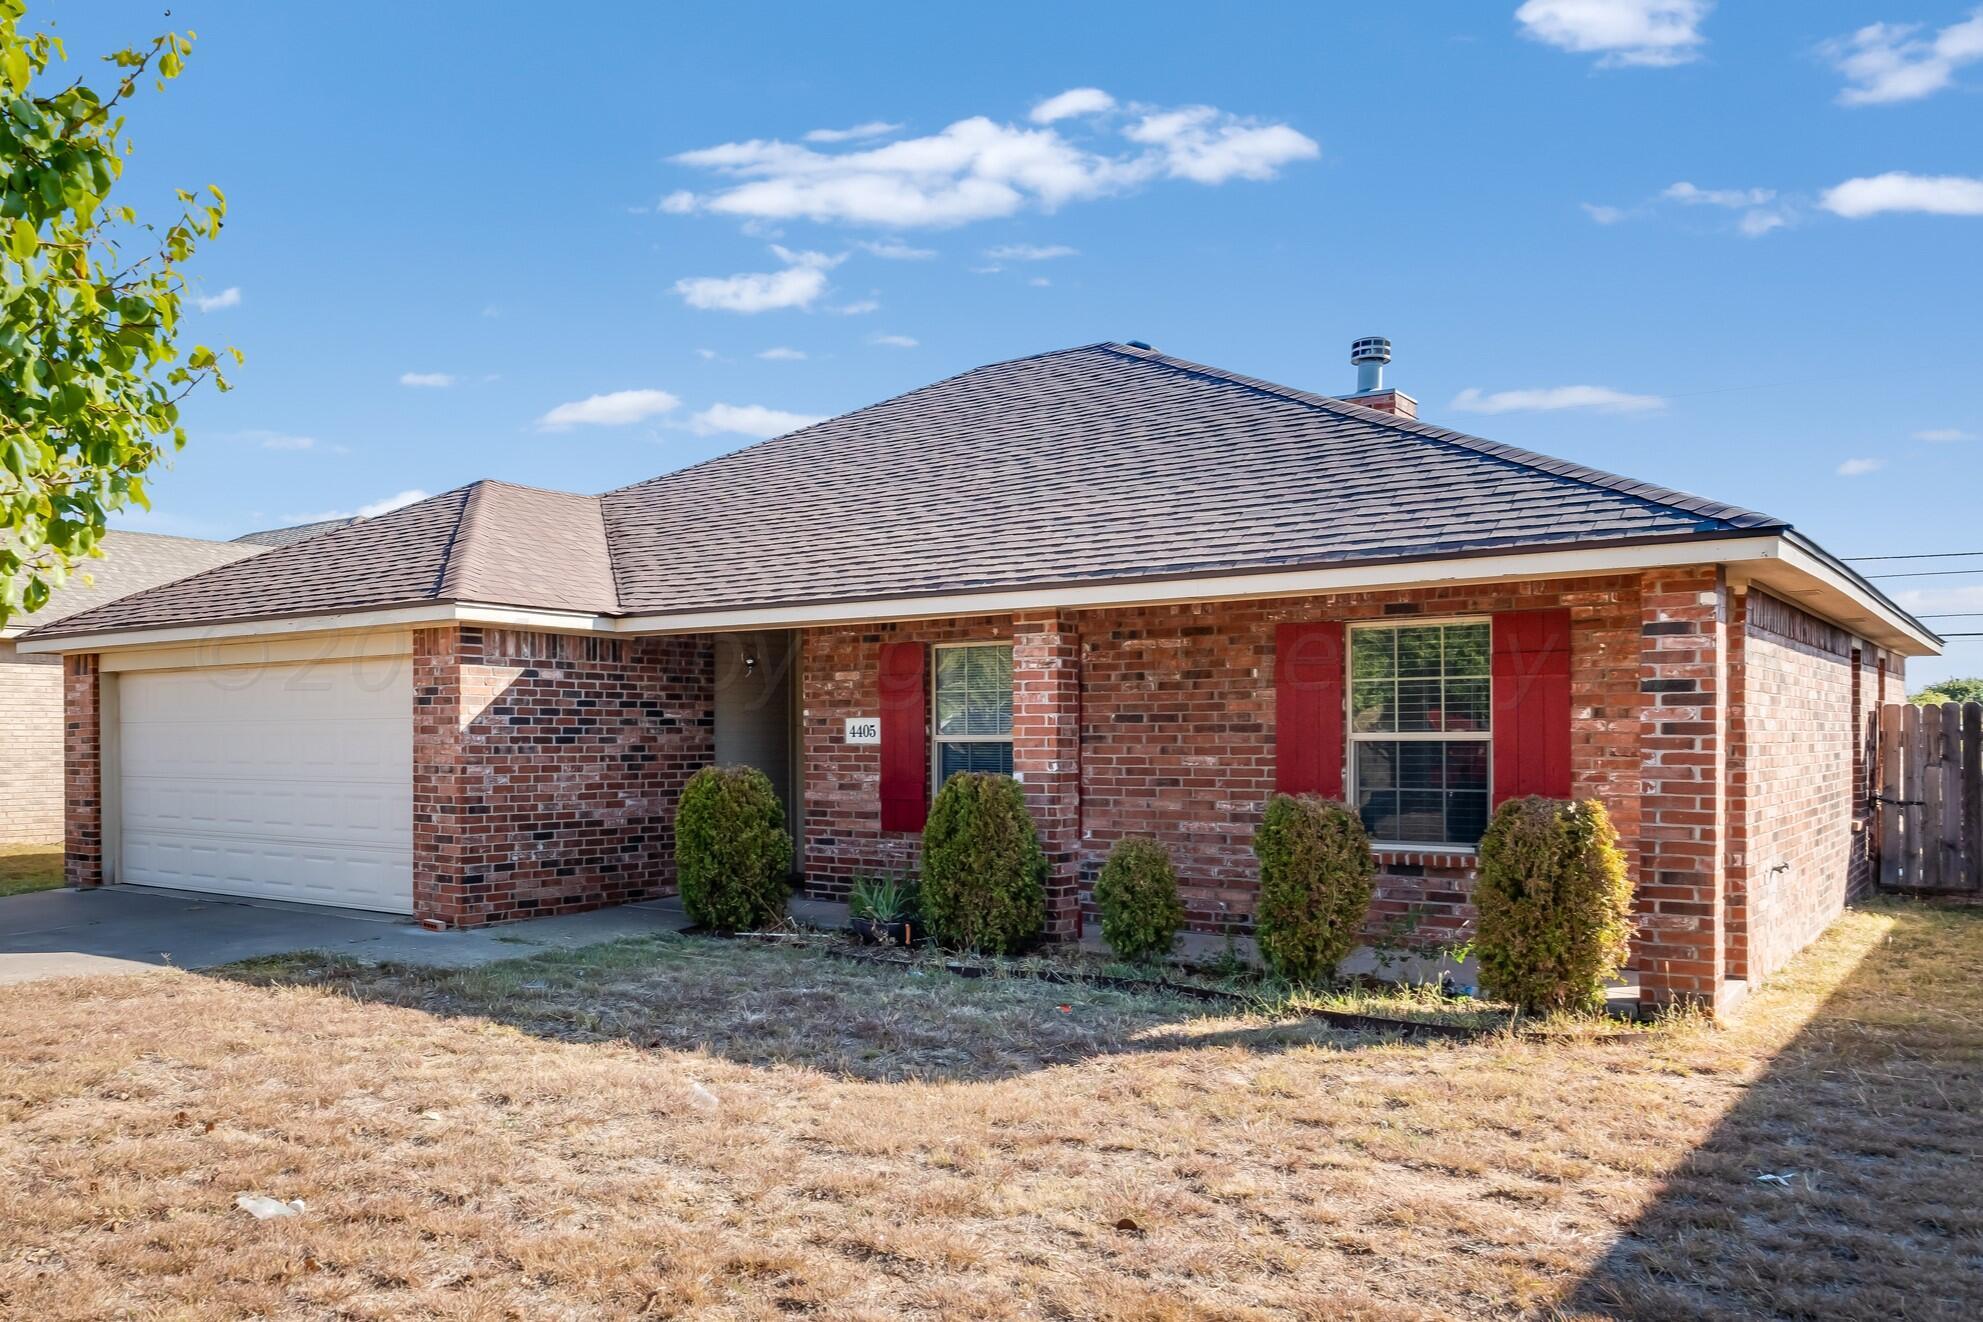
[118,656,414,913]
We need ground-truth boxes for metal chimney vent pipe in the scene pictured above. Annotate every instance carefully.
[1350,336,1392,394]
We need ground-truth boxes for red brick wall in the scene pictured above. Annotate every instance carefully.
[1733,589,1885,984]
[801,614,1009,892]
[797,575,1645,951]
[1634,568,1728,1007]
[62,654,102,888]
[411,626,712,927]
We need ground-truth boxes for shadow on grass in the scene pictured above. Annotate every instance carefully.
[1561,898,1983,1321]
[214,929,1482,1084]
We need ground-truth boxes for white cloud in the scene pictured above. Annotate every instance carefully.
[1895,583,1983,614]
[1821,172,1983,218]
[1028,276,1051,287]
[695,347,720,360]
[1916,428,1975,442]
[870,333,918,348]
[1663,181,1774,208]
[672,247,842,313]
[1837,457,1886,476]
[1582,202,1629,224]
[857,237,937,260]
[1738,209,1788,237]
[1515,0,1711,67]
[803,120,904,144]
[194,286,241,312]
[663,96,1315,230]
[360,489,429,517]
[1450,384,1667,414]
[399,371,455,388]
[257,434,317,451]
[1122,106,1320,184]
[289,489,431,522]
[1825,8,1983,106]
[659,190,699,214]
[757,346,807,361]
[687,402,825,439]
[984,242,1076,260]
[1029,87,1116,123]
[828,298,880,315]
[537,388,682,430]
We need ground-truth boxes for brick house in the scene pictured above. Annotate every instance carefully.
[1,531,262,845]
[20,342,1936,1012]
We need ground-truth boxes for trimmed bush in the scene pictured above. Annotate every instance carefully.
[920,772,1047,953]
[1252,794,1375,983]
[1094,837,1184,964]
[1474,796,1632,1014]
[674,765,794,932]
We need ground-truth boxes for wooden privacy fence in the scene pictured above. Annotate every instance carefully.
[1877,701,1983,893]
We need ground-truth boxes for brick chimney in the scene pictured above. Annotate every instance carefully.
[1341,336,1418,420]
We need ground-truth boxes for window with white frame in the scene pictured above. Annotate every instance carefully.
[933,642,1013,785]
[1349,619,1491,847]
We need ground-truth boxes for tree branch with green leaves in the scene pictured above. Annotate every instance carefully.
[1,0,237,624]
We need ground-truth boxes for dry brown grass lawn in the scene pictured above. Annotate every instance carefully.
[0,843,62,897]
[1,900,1977,1320]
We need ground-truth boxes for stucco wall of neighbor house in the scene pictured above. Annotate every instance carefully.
[1730,589,1905,986]
[411,625,714,928]
[0,640,65,844]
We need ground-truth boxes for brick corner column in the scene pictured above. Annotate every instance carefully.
[411,626,468,928]
[1012,609,1082,940]
[63,653,104,888]
[1635,568,1733,1012]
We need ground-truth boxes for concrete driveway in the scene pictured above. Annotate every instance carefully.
[0,886,689,986]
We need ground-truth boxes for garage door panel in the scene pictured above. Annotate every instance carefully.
[119,657,413,914]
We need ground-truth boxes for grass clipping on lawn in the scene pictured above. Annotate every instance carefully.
[1,901,1978,1320]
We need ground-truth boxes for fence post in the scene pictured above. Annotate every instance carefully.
[1906,703,1929,888]
[1940,703,1963,886]
[1880,703,1904,889]
[1966,703,1982,892]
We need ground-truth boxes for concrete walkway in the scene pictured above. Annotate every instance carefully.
[0,886,690,986]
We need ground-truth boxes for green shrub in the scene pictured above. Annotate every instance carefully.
[919,772,1046,953]
[1252,794,1375,983]
[674,765,794,932]
[1094,837,1184,964]
[1473,796,1632,1014]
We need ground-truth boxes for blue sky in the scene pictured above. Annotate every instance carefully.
[46,0,1983,682]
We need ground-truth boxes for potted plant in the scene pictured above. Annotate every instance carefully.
[848,874,914,945]
[848,873,918,946]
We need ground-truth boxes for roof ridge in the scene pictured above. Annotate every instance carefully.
[101,528,246,548]
[432,481,490,601]
[1105,344,1787,533]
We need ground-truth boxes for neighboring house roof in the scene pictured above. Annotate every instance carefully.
[27,342,1917,647]
[2,530,264,638]
[232,517,360,547]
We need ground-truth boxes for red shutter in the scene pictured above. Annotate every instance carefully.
[1491,609,1573,803]
[1275,621,1346,799]
[878,641,928,831]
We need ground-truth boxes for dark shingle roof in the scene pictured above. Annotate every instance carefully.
[31,481,617,636]
[27,343,1789,640]
[598,342,1783,615]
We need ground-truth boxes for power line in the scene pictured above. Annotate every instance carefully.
[1920,613,1983,619]
[1846,550,1983,562]
[1865,568,1983,580]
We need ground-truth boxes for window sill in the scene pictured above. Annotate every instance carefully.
[1372,845,1480,870]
